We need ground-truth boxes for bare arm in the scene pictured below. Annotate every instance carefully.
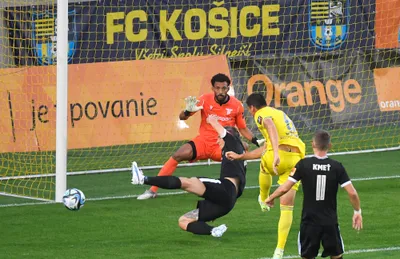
[206,115,225,137]
[263,118,280,174]
[238,127,254,142]
[263,118,279,153]
[240,146,264,159]
[343,183,361,211]
[225,142,265,160]
[343,183,363,231]
[265,180,296,207]
[269,180,295,200]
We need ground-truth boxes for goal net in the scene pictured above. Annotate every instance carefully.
[0,0,399,201]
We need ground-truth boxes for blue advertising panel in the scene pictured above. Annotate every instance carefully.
[5,0,375,65]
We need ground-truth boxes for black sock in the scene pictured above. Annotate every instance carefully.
[143,176,182,189]
[187,221,213,235]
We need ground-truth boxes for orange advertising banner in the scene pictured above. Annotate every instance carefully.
[375,0,400,48]
[374,67,400,112]
[0,55,230,153]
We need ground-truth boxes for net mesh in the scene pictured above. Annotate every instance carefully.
[0,0,399,200]
[0,1,57,200]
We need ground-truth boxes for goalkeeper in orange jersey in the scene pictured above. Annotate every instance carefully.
[137,73,264,200]
[226,93,305,259]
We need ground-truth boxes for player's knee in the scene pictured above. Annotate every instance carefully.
[171,153,186,162]
[172,144,194,162]
[181,177,201,190]
[178,177,191,189]
[331,255,343,259]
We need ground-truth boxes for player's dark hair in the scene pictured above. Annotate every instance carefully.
[313,129,331,151]
[224,126,240,139]
[246,93,267,109]
[211,73,231,86]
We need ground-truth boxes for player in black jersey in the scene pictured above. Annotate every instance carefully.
[131,114,247,237]
[265,130,362,259]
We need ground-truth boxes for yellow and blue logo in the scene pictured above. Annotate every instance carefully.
[309,0,348,50]
[31,10,76,65]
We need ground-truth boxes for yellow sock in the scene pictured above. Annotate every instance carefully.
[259,171,272,201]
[277,205,294,250]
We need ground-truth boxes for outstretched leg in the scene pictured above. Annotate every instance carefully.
[137,142,195,200]
[132,162,206,195]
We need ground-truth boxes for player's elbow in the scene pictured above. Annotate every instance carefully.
[347,188,359,201]
[346,185,358,196]
[344,183,358,198]
[349,191,359,200]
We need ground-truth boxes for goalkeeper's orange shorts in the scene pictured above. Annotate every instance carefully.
[188,135,222,162]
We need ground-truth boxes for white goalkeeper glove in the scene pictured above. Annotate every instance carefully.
[257,138,266,146]
[184,96,203,112]
[251,137,266,147]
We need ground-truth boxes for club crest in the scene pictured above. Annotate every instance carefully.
[309,0,349,50]
[257,116,263,125]
[31,10,77,65]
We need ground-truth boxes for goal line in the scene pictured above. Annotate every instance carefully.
[1,146,399,182]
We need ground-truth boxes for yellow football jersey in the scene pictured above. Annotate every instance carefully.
[254,107,306,158]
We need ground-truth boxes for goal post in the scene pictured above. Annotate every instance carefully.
[55,0,68,203]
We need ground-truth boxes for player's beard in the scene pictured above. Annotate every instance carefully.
[215,94,227,103]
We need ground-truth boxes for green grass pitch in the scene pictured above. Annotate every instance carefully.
[0,150,400,258]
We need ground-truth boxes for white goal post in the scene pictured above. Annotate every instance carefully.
[55,0,68,203]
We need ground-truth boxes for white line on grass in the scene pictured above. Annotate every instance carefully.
[1,174,400,208]
[258,246,400,259]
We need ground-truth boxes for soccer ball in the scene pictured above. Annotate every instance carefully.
[63,188,86,211]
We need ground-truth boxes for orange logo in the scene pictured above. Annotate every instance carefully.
[247,74,362,112]
[374,67,400,112]
[375,0,400,49]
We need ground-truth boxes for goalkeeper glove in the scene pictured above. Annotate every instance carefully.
[184,96,203,113]
[251,137,265,147]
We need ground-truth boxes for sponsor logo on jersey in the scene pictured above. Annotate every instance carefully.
[210,115,232,122]
[257,116,263,124]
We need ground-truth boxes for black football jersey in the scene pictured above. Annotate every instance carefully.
[220,130,247,197]
[289,156,351,225]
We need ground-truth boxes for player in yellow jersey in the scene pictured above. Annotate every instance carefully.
[226,93,305,259]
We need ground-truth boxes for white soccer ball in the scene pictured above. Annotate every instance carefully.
[63,188,86,211]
